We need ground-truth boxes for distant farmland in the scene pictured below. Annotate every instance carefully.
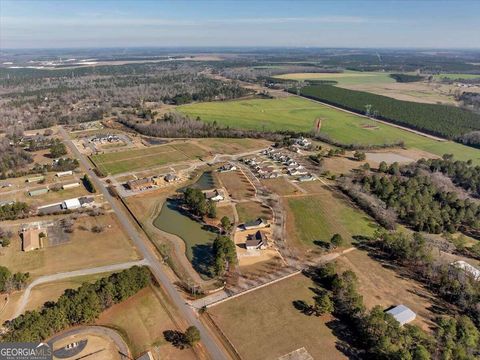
[178,97,480,164]
[273,70,395,85]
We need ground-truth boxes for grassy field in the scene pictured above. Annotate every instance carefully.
[261,177,300,196]
[217,170,255,200]
[336,249,439,331]
[286,188,376,248]
[97,285,196,359]
[195,137,270,154]
[90,142,208,175]
[153,200,216,278]
[236,201,273,224]
[432,73,480,80]
[179,96,480,164]
[274,70,395,85]
[1,214,140,278]
[208,273,347,360]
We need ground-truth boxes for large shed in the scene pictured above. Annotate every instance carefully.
[386,305,416,325]
[63,198,81,210]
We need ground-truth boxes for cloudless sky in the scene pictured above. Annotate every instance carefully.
[1,0,480,49]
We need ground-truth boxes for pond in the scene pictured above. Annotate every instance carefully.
[153,200,218,278]
[178,171,217,193]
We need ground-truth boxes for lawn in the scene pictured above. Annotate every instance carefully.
[153,200,217,278]
[273,70,395,85]
[286,189,376,248]
[97,285,196,359]
[236,201,273,224]
[90,142,207,175]
[208,273,347,360]
[178,96,480,164]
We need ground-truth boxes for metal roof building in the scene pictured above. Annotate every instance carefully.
[386,305,416,325]
[62,198,81,210]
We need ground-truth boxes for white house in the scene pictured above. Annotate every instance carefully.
[245,231,268,250]
[386,305,416,325]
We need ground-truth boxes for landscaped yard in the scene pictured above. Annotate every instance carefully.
[286,188,376,248]
[178,96,480,164]
[208,273,347,360]
[90,142,208,175]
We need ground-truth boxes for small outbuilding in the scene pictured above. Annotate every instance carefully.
[28,188,49,196]
[56,170,73,177]
[62,182,80,190]
[26,175,45,183]
[386,305,416,325]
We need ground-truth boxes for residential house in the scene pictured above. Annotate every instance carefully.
[21,227,46,252]
[126,178,154,191]
[241,218,268,231]
[245,230,268,250]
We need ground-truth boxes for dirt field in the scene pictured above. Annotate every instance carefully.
[236,201,273,224]
[0,213,140,278]
[217,170,255,200]
[208,273,347,360]
[261,177,300,196]
[97,285,196,359]
[335,249,441,331]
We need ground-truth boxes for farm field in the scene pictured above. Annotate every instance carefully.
[1,214,140,278]
[179,96,480,164]
[335,249,440,331]
[236,200,273,224]
[286,187,376,248]
[273,70,395,85]
[90,142,208,175]
[432,73,480,80]
[97,285,196,359]
[208,273,347,360]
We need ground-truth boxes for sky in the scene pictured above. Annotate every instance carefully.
[1,0,480,49]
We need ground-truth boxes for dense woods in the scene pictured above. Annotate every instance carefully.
[298,85,480,139]
[1,266,151,342]
[389,73,425,83]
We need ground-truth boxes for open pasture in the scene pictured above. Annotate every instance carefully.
[179,96,480,164]
[273,70,395,85]
[286,187,376,248]
[208,273,347,360]
[217,170,255,200]
[90,142,208,175]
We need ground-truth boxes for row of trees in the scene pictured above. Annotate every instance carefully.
[212,235,237,276]
[0,202,30,221]
[298,85,480,139]
[309,262,480,359]
[0,266,29,293]
[2,266,151,342]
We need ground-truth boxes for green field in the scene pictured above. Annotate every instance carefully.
[287,191,376,247]
[273,70,395,85]
[90,142,207,175]
[179,96,480,164]
[432,73,480,80]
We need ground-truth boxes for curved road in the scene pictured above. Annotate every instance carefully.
[59,127,228,360]
[48,325,131,359]
[13,260,149,319]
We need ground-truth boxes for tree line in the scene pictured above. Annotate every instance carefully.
[1,266,151,342]
[297,85,480,140]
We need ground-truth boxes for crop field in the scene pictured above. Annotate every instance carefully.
[286,189,376,248]
[273,70,395,85]
[179,96,480,164]
[90,142,208,175]
[208,273,346,360]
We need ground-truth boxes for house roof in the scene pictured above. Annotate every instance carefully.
[63,198,81,209]
[22,228,44,251]
[244,218,266,228]
[246,231,267,247]
[386,305,416,325]
[127,178,152,188]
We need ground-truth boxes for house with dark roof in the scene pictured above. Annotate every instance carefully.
[245,230,268,250]
[240,218,268,231]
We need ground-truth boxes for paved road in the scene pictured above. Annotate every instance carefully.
[48,325,131,359]
[59,127,228,360]
[13,260,148,319]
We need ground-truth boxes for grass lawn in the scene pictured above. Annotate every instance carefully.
[90,142,207,175]
[208,273,347,360]
[286,189,376,248]
[273,70,395,85]
[153,200,217,278]
[236,201,273,224]
[1,214,140,279]
[97,285,196,359]
[178,96,480,164]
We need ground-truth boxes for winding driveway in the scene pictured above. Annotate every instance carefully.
[13,259,149,319]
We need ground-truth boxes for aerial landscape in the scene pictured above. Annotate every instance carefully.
[1,1,480,359]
